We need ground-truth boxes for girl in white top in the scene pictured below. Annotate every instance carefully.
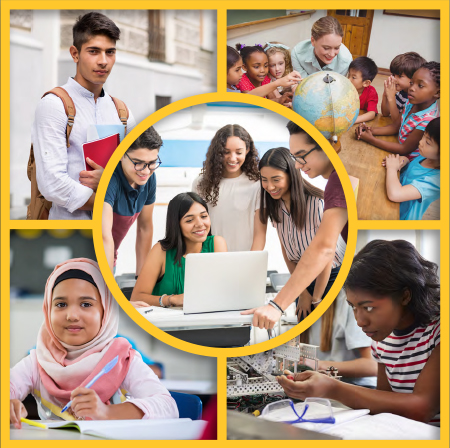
[259,147,346,313]
[192,124,267,252]
[10,258,177,427]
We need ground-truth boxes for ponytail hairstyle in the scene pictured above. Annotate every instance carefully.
[159,192,212,267]
[197,125,260,206]
[311,16,344,41]
[227,45,241,71]
[259,147,324,230]
[344,239,440,326]
[235,43,266,66]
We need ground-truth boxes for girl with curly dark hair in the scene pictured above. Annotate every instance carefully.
[278,239,440,426]
[192,124,266,252]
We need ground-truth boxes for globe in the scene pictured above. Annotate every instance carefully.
[292,71,360,140]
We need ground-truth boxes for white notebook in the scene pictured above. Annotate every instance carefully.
[45,418,207,440]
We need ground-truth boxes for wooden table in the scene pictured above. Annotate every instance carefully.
[338,115,400,220]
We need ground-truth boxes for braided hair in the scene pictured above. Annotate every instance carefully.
[421,61,440,88]
[235,43,266,66]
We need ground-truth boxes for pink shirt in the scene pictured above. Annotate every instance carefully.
[10,350,178,421]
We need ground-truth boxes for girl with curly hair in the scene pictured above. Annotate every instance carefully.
[277,239,440,426]
[192,125,267,252]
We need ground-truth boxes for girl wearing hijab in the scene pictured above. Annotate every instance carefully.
[10,258,178,427]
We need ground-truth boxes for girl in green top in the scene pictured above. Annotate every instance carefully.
[131,192,227,307]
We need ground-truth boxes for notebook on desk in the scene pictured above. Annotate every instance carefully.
[183,251,268,315]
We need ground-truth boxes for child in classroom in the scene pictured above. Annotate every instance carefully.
[230,44,301,105]
[347,56,379,124]
[381,52,427,122]
[192,124,266,252]
[299,289,377,388]
[356,61,440,161]
[10,258,178,426]
[384,117,440,220]
[263,41,297,103]
[278,239,440,425]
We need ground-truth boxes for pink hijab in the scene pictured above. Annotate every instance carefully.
[35,258,134,404]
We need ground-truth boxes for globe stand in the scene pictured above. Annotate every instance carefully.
[329,137,341,154]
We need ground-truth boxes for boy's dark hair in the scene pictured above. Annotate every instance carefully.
[425,117,440,148]
[227,46,241,71]
[349,56,378,82]
[344,239,440,327]
[127,127,163,153]
[286,121,320,148]
[420,61,440,88]
[160,192,212,267]
[73,12,120,51]
[259,147,324,230]
[390,52,427,79]
[235,43,266,66]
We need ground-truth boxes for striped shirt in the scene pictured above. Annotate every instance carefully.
[398,100,440,161]
[372,319,440,425]
[273,195,346,269]
[396,90,408,112]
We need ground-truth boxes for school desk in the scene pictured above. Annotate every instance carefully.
[338,114,400,220]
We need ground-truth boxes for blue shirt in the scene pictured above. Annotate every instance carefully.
[399,156,440,220]
[105,163,156,263]
[291,39,353,79]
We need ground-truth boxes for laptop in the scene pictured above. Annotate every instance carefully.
[183,251,268,315]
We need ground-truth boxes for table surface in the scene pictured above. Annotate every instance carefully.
[338,114,400,220]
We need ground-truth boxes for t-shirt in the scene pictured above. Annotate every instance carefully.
[324,170,348,243]
[273,196,346,269]
[396,90,408,112]
[227,86,241,93]
[359,85,378,114]
[308,289,377,387]
[236,73,271,94]
[399,156,440,220]
[104,163,156,265]
[192,173,260,252]
[372,318,440,426]
[399,100,440,160]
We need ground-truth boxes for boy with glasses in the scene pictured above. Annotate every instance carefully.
[32,12,136,219]
[243,121,348,328]
[103,127,163,276]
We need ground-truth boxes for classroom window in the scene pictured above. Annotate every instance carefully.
[148,10,166,62]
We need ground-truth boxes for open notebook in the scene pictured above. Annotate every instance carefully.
[44,418,207,440]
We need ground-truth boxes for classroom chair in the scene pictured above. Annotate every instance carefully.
[169,391,203,420]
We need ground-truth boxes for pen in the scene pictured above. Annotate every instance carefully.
[144,309,153,314]
[61,355,119,414]
[20,418,47,429]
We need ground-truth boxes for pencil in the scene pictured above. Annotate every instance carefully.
[20,418,47,429]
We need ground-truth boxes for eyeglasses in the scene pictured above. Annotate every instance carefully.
[261,398,335,424]
[125,152,162,171]
[290,146,320,165]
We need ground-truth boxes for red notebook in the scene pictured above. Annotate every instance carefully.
[83,133,120,171]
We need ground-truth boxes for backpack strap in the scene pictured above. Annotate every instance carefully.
[111,96,129,135]
[42,87,76,148]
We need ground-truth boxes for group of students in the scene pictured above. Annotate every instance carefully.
[104,122,347,317]
[226,15,441,220]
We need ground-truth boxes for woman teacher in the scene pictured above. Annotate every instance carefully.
[291,16,352,79]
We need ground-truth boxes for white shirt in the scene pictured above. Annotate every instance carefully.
[192,173,261,252]
[32,77,136,220]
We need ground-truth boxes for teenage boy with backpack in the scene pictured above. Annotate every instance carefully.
[29,12,135,220]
